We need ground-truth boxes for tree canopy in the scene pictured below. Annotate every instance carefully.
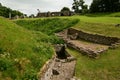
[72,0,88,14]
[61,7,70,12]
[0,3,23,18]
[90,0,120,13]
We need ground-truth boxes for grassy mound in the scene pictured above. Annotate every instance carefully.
[0,17,53,80]
[15,18,79,35]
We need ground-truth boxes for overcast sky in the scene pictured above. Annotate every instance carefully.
[0,0,92,16]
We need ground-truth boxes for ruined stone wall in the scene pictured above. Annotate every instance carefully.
[68,28,120,45]
[38,56,55,80]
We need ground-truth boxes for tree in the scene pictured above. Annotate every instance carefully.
[0,3,23,18]
[90,0,120,13]
[0,3,2,6]
[61,7,71,16]
[72,0,80,13]
[82,4,88,14]
[79,0,85,9]
[61,7,70,12]
[72,0,88,14]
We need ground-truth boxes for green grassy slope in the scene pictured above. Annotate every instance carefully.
[15,18,79,35]
[0,17,53,80]
[15,18,79,44]
[71,16,120,38]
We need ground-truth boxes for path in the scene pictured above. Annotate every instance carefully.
[50,58,76,80]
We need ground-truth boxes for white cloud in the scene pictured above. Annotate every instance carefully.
[0,0,92,16]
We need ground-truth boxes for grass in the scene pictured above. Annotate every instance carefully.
[70,15,120,38]
[0,17,54,80]
[67,47,120,80]
[84,12,120,17]
[15,18,79,44]
[14,18,79,35]
[73,21,120,38]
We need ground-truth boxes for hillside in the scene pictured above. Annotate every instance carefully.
[0,17,54,80]
[15,18,79,35]
[0,17,79,80]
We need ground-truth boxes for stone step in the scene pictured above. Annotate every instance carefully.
[66,40,109,58]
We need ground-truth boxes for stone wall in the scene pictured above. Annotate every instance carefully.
[36,11,74,17]
[68,28,120,45]
[38,55,55,80]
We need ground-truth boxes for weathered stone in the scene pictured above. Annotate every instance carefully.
[68,28,120,45]
[56,28,120,58]
[69,33,78,40]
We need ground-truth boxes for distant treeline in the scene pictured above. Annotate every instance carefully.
[90,0,120,13]
[0,3,23,18]
[72,0,120,14]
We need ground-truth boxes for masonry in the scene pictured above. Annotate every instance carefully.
[36,11,74,17]
[56,28,120,58]
[68,28,120,45]
[38,45,76,80]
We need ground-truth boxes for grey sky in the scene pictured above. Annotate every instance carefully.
[0,0,92,16]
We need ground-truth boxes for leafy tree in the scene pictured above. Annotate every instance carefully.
[82,4,88,14]
[61,7,70,12]
[72,0,88,14]
[79,0,85,9]
[0,3,23,18]
[90,0,120,13]
[72,0,80,13]
[0,3,2,6]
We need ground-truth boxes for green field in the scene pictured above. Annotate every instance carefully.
[0,12,120,80]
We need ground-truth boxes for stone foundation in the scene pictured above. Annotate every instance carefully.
[38,55,56,80]
[56,28,120,58]
[68,28,120,45]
